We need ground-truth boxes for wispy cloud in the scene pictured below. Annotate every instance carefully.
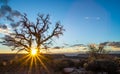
[0,5,22,21]
[100,41,120,48]
[0,24,7,29]
[96,17,101,20]
[0,0,21,35]
[0,0,9,5]
[70,44,86,47]
[0,28,11,35]
[0,24,11,35]
[84,16,89,19]
[0,0,22,23]
[84,16,101,20]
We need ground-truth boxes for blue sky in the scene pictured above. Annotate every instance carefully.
[0,0,120,53]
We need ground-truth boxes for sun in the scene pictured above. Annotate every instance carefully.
[31,48,37,56]
[20,48,50,73]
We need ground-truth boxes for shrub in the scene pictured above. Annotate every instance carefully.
[54,59,75,72]
[85,59,119,73]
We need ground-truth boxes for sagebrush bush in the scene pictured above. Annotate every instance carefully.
[85,59,119,73]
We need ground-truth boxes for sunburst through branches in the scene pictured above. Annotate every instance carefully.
[16,49,51,74]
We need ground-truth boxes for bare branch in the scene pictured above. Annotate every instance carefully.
[0,13,65,53]
[41,22,64,44]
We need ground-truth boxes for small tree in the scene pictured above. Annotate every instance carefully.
[0,14,65,54]
[87,44,109,59]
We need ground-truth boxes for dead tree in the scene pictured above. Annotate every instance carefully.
[0,14,65,53]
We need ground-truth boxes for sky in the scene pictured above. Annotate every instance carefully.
[0,0,120,53]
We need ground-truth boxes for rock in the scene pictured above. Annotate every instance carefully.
[63,67,74,74]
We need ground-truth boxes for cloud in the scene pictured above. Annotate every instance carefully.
[0,5,11,17]
[0,3,22,21]
[100,41,120,48]
[0,24,7,29]
[10,23,19,28]
[11,10,21,17]
[84,17,89,19]
[63,43,69,46]
[1,5,12,12]
[84,16,101,20]
[0,24,11,35]
[0,28,11,35]
[53,46,61,49]
[70,44,86,47]
[96,17,100,20]
[0,0,22,34]
[0,0,9,5]
[0,35,15,46]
